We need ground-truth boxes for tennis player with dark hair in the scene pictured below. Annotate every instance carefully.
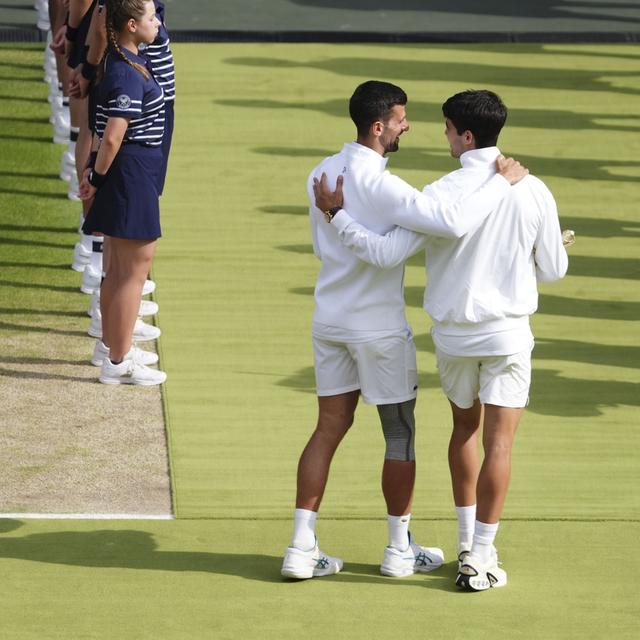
[281,81,527,580]
[314,89,568,590]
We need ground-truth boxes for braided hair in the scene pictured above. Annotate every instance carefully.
[105,0,150,79]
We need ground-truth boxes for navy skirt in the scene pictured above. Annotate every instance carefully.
[83,144,162,240]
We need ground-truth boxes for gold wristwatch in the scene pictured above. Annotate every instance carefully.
[323,206,342,223]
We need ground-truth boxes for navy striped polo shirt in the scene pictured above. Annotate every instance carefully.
[139,1,175,103]
[95,49,165,147]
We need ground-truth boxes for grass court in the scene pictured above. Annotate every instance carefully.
[1,41,639,638]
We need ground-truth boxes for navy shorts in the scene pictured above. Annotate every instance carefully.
[158,100,174,195]
[83,144,163,240]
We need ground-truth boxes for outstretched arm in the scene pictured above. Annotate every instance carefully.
[313,174,425,269]
[374,156,527,238]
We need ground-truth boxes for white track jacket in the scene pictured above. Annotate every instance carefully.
[308,142,512,335]
[330,146,568,355]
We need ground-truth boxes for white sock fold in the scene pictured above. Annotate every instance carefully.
[387,513,411,550]
[471,520,499,563]
[292,508,317,551]
[455,504,476,548]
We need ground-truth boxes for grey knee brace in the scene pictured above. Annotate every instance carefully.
[377,399,416,462]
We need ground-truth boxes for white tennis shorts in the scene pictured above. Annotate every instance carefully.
[313,331,418,405]
[435,346,533,409]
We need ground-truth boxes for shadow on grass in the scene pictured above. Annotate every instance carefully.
[403,287,640,321]
[0,279,78,293]
[0,320,86,337]
[0,306,85,317]
[0,366,93,383]
[259,205,307,216]
[414,333,640,370]
[0,186,67,198]
[0,170,62,180]
[218,97,640,135]
[0,262,71,271]
[0,355,88,366]
[0,135,55,145]
[0,524,456,589]
[253,145,640,183]
[0,237,72,249]
[0,223,77,233]
[223,55,640,95]
[276,360,638,418]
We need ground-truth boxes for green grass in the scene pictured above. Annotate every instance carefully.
[1,42,640,638]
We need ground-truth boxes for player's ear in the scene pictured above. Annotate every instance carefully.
[371,120,384,137]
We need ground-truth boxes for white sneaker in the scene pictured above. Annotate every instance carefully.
[60,149,75,182]
[72,242,91,272]
[142,279,156,295]
[81,265,101,295]
[133,318,161,341]
[380,532,444,577]
[91,340,159,367]
[139,299,159,317]
[88,312,160,342]
[456,548,507,591]
[53,109,70,144]
[68,173,80,201]
[281,543,343,580]
[457,542,472,571]
[87,294,157,318]
[99,357,166,386]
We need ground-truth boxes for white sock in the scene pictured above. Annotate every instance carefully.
[455,504,476,548]
[387,513,411,550]
[291,508,317,551]
[471,520,499,563]
[80,232,92,252]
[90,236,104,273]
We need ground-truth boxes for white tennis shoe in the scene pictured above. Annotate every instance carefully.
[99,357,166,386]
[91,340,159,367]
[380,533,444,577]
[281,542,343,580]
[456,547,507,591]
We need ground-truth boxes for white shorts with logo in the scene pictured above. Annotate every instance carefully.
[313,330,418,405]
[435,346,533,409]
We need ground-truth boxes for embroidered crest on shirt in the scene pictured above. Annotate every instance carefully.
[116,94,132,109]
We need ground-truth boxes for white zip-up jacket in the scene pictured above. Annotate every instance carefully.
[330,147,568,353]
[309,143,511,334]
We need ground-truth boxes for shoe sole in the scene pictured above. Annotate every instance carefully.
[456,570,507,591]
[380,566,415,578]
[99,375,166,386]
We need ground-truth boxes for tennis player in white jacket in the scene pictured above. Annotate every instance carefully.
[313,89,568,591]
[281,82,528,581]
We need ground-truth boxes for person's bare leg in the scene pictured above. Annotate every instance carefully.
[476,404,523,524]
[382,459,415,516]
[73,97,91,180]
[99,236,112,347]
[295,391,359,511]
[106,238,156,362]
[448,399,482,507]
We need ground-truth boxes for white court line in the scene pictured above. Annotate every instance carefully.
[0,513,174,520]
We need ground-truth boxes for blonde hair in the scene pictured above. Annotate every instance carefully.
[105,0,150,79]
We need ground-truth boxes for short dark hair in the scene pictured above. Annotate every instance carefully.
[442,90,507,148]
[349,80,407,138]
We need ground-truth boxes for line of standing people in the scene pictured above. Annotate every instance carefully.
[39,0,175,386]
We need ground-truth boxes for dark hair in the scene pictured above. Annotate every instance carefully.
[442,90,507,148]
[349,80,407,138]
[105,0,150,79]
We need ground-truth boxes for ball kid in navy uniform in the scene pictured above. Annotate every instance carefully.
[139,0,175,195]
[80,0,167,386]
